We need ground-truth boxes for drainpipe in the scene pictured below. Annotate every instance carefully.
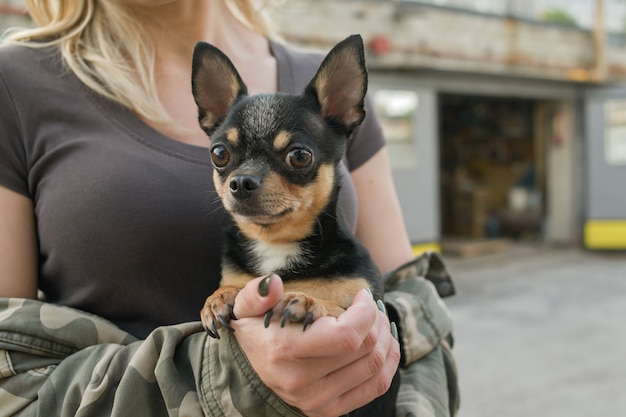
[592,0,607,82]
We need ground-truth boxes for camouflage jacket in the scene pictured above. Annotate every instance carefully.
[0,252,459,417]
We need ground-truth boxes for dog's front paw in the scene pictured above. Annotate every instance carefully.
[201,286,240,338]
[264,292,346,331]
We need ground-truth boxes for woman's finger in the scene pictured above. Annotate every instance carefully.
[300,308,395,407]
[313,326,401,417]
[280,288,381,359]
[232,274,284,319]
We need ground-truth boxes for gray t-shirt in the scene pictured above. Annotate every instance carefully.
[0,41,385,338]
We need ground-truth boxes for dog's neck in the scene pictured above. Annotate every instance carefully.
[247,239,311,275]
[244,187,348,275]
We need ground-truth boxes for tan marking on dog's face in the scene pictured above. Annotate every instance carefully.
[213,169,226,201]
[273,130,292,152]
[226,128,239,146]
[283,277,371,310]
[232,164,335,244]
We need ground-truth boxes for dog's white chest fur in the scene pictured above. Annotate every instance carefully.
[249,240,308,274]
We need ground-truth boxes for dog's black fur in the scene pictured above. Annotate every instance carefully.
[192,35,399,417]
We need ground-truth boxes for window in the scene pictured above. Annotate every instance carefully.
[373,90,419,170]
[604,99,626,165]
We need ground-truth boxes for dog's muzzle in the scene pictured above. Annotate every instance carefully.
[229,174,262,199]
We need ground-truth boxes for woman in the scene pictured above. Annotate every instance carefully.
[0,1,457,416]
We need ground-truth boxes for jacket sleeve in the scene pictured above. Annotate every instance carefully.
[0,298,305,417]
[384,252,460,417]
[0,252,460,417]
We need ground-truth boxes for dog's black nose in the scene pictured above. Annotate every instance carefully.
[229,174,261,198]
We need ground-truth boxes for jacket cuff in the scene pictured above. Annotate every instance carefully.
[200,330,307,417]
[396,342,460,417]
[383,252,455,367]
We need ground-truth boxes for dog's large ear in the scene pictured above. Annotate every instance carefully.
[192,42,248,134]
[304,35,368,135]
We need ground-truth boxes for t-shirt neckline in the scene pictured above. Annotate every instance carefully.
[83,40,288,164]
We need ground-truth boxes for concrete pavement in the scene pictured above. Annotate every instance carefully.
[443,243,626,417]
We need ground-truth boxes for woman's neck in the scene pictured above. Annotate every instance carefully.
[137,0,275,91]
[131,0,277,146]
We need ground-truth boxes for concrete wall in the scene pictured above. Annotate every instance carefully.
[271,0,626,84]
[369,79,440,244]
[0,1,30,35]
[545,101,578,244]
[585,87,626,219]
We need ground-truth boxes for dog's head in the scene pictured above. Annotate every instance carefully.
[192,35,367,243]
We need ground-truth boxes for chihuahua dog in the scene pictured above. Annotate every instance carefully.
[192,35,399,416]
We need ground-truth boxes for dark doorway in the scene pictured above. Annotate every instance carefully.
[439,94,544,241]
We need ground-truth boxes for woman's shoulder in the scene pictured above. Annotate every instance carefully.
[0,44,63,82]
[0,43,77,112]
[0,42,31,59]
[0,42,53,62]
[271,40,327,94]
[272,40,325,66]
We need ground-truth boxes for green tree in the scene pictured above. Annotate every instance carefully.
[541,8,579,27]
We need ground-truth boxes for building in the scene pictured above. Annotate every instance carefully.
[2,0,624,251]
[0,1,29,37]
[272,0,626,251]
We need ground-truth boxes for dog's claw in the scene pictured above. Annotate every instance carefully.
[280,309,291,328]
[262,294,340,332]
[205,322,220,339]
[264,310,273,328]
[302,311,314,331]
[228,304,237,321]
[218,314,234,332]
[280,298,302,328]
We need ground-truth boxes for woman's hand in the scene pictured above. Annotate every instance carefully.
[231,275,400,417]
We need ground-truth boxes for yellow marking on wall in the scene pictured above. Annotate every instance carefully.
[412,242,441,256]
[584,220,626,249]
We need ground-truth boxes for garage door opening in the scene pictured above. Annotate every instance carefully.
[439,93,547,243]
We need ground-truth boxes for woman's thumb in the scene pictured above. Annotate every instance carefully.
[233,274,284,319]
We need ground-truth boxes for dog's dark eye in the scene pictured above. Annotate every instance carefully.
[211,145,231,168]
[286,148,313,169]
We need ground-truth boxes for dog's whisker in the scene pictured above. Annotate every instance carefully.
[314,217,324,243]
[208,205,225,216]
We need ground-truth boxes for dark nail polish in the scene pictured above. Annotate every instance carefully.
[391,322,399,341]
[376,299,387,315]
[258,275,273,297]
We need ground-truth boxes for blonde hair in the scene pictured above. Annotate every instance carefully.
[3,0,278,124]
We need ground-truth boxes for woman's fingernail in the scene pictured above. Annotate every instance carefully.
[391,322,399,341]
[365,287,373,298]
[258,275,273,297]
[376,299,387,315]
